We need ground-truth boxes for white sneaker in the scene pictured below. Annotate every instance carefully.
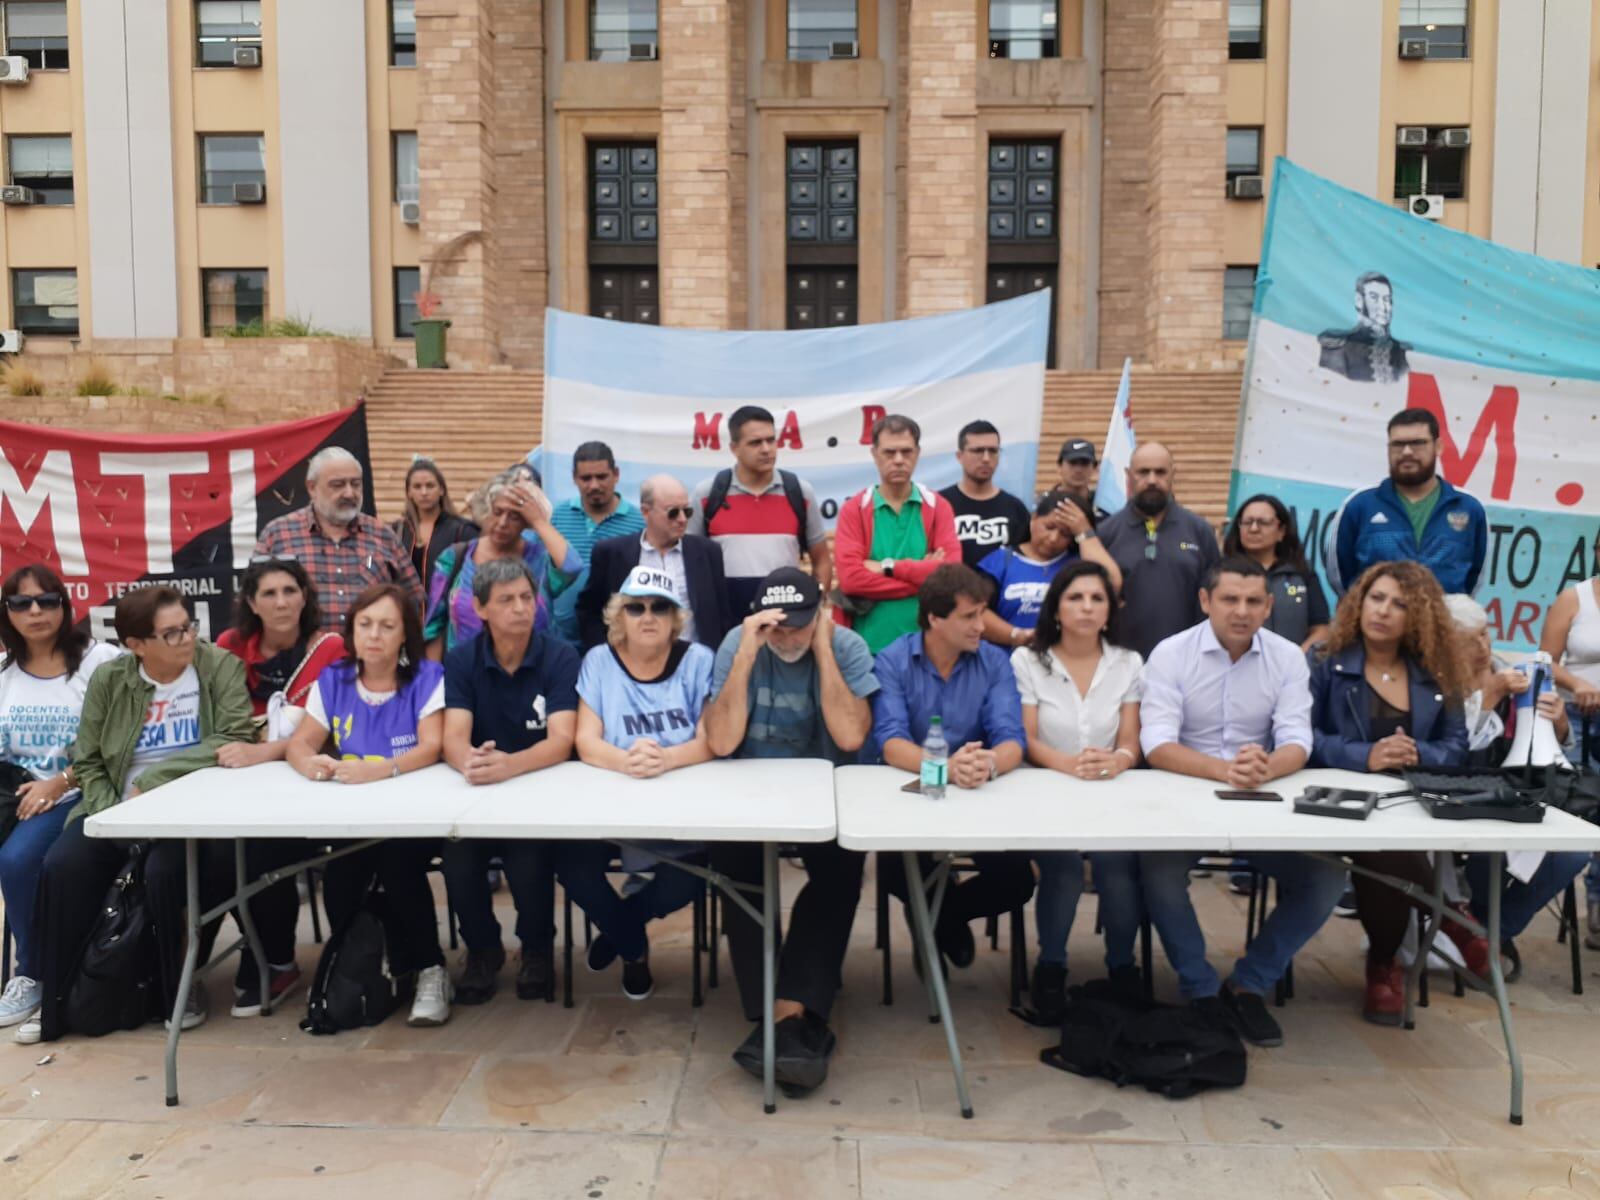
[163,983,209,1032]
[14,1018,40,1045]
[408,964,453,1027]
[0,977,41,1027]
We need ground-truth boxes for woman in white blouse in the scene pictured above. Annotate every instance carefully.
[1011,560,1144,1020]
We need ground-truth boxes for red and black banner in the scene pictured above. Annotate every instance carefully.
[0,405,372,641]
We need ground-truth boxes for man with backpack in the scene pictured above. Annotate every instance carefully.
[688,405,832,618]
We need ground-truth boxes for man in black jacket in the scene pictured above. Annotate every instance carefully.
[577,474,733,651]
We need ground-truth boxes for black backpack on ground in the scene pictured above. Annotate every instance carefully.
[300,897,396,1036]
[702,468,807,537]
[1040,979,1247,1100]
[65,844,161,1037]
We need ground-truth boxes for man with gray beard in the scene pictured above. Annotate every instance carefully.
[703,567,878,1097]
[254,446,424,629]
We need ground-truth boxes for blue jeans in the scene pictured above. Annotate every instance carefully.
[556,841,703,963]
[1138,850,1346,999]
[1090,852,1146,974]
[1033,852,1146,972]
[1032,852,1083,968]
[1465,851,1589,938]
[0,797,76,979]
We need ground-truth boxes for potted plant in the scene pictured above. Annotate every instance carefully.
[412,290,450,369]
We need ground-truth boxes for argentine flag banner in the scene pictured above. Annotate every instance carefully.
[1231,159,1600,652]
[542,290,1049,528]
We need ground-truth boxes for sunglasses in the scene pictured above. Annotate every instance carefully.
[661,506,693,520]
[4,592,64,613]
[622,599,676,617]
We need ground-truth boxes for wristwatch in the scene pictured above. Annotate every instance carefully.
[882,559,896,578]
[1075,531,1095,545]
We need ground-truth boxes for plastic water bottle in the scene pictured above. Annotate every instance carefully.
[920,715,949,800]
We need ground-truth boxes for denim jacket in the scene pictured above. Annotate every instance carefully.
[1306,643,1467,772]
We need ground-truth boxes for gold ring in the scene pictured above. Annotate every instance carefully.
[1099,768,1109,778]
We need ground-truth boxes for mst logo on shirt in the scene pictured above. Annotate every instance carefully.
[955,514,1013,549]
[622,708,694,737]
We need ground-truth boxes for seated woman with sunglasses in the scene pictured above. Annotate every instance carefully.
[31,586,255,1043]
[425,470,579,657]
[0,566,122,1033]
[286,583,451,1027]
[561,567,715,1001]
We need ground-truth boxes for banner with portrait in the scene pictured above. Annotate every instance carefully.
[0,406,372,643]
[1230,159,1600,652]
[539,291,1050,529]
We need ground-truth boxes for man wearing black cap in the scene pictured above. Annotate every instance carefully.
[703,566,878,1096]
[1057,438,1107,522]
[939,420,1033,570]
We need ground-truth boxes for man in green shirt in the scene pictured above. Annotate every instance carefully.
[833,414,962,654]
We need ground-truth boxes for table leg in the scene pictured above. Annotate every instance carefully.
[164,838,201,1107]
[233,839,271,1015]
[762,841,778,1115]
[1483,853,1523,1125]
[923,858,952,1024]
[1402,855,1448,1031]
[902,851,973,1119]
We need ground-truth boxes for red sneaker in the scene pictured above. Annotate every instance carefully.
[1362,958,1404,1026]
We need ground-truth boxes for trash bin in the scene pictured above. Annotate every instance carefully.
[413,318,451,369]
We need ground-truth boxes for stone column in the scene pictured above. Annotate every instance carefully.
[901,0,978,318]
[1142,0,1227,366]
[1097,0,1153,366]
[490,0,548,365]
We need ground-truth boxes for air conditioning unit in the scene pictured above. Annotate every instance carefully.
[1228,174,1264,200]
[0,57,29,83]
[1396,125,1429,148]
[1439,127,1471,149]
[400,199,421,225]
[232,180,266,204]
[232,44,262,68]
[1409,193,1444,221]
[1399,37,1429,58]
[829,40,859,59]
[627,41,657,61]
[0,329,22,353]
[0,185,36,205]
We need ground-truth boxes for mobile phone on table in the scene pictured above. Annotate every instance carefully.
[1214,789,1282,802]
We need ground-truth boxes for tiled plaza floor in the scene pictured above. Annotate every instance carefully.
[1,863,1598,1198]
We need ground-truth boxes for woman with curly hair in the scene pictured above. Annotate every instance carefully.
[1306,561,1481,1025]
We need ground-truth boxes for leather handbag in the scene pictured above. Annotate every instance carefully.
[65,844,160,1036]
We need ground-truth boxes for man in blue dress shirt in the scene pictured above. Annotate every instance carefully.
[871,564,1035,974]
[1137,555,1345,1048]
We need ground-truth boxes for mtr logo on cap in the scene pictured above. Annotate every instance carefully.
[630,567,675,592]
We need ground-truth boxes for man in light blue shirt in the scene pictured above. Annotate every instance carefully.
[545,441,645,646]
[1136,555,1343,1049]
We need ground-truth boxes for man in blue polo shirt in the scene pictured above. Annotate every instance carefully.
[546,441,645,646]
[442,557,581,1005]
[871,564,1034,973]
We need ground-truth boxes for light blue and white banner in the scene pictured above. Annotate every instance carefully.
[1230,159,1600,652]
[541,291,1050,527]
[1095,356,1135,517]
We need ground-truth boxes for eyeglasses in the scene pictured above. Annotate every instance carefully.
[147,621,197,647]
[622,599,676,617]
[1236,517,1278,530]
[3,592,63,613]
[663,506,693,520]
[1387,438,1433,453]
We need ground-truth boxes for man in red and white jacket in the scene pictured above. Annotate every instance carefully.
[833,414,962,655]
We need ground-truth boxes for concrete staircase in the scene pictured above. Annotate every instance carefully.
[1036,368,1245,526]
[363,369,543,522]
[361,366,1244,527]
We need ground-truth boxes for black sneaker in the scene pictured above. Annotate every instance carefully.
[1333,886,1359,919]
[732,1013,837,1095]
[621,956,654,1001]
[231,964,305,1018]
[1029,961,1067,1022]
[455,947,506,1006]
[586,933,619,973]
[516,949,554,1001]
[1190,994,1230,1032]
[937,919,977,970]
[1221,984,1283,1047]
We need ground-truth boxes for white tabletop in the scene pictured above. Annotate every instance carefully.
[833,764,1600,854]
[452,758,838,843]
[84,762,466,840]
[85,758,839,845]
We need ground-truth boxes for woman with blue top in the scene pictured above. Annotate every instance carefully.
[0,565,121,1030]
[287,582,451,1028]
[425,470,579,656]
[562,565,714,1001]
[980,491,1122,650]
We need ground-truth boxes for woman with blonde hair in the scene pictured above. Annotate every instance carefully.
[1306,561,1480,1024]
